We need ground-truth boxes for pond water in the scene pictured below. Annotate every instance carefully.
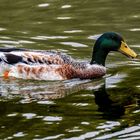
[0,0,140,139]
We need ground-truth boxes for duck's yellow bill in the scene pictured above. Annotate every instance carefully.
[119,41,137,58]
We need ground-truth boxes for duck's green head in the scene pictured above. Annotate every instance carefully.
[91,32,137,66]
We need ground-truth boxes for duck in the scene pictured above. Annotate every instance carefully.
[0,32,137,80]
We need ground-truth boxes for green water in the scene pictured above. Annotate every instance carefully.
[0,0,140,139]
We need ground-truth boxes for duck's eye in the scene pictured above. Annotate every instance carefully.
[111,36,115,40]
[111,36,118,41]
[125,45,128,48]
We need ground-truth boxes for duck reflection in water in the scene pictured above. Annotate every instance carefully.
[93,84,125,119]
[0,76,126,120]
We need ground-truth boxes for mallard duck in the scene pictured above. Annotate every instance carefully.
[0,32,137,80]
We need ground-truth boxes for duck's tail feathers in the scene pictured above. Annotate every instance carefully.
[0,53,26,65]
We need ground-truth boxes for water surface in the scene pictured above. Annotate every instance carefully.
[0,0,140,139]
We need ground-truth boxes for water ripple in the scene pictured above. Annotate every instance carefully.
[61,5,72,9]
[0,40,19,44]
[22,113,37,119]
[119,131,140,139]
[72,103,89,107]
[57,17,72,20]
[31,35,69,40]
[63,131,99,140]
[43,116,62,122]
[13,132,27,138]
[19,40,34,44]
[95,125,140,140]
[66,127,82,132]
[97,121,120,129]
[34,134,64,140]
[37,100,55,105]
[60,42,87,47]
[0,27,6,31]
[106,74,126,88]
[64,30,83,33]
[129,28,140,31]
[38,3,50,8]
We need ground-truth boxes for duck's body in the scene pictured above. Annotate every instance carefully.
[0,32,137,80]
[0,49,106,80]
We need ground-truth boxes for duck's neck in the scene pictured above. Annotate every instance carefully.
[90,46,109,66]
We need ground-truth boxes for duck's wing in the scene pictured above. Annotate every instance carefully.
[0,48,74,65]
[0,52,25,64]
